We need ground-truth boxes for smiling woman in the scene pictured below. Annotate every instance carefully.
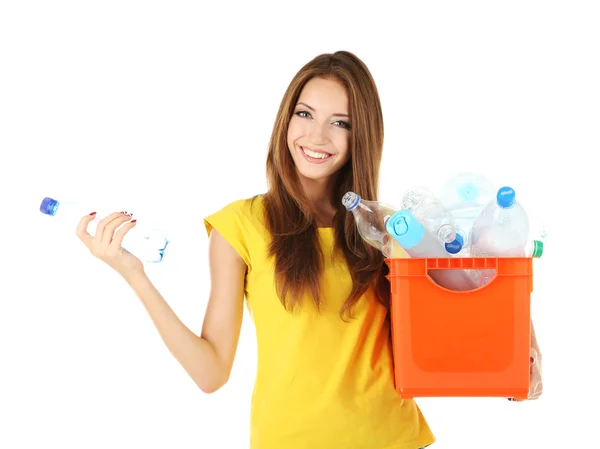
[286,77,353,226]
[76,50,436,449]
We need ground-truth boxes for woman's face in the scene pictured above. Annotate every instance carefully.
[287,77,352,183]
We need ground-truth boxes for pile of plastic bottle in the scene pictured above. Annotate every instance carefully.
[342,172,547,291]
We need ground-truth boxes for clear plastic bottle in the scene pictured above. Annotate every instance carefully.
[385,210,478,291]
[444,227,468,256]
[524,215,548,258]
[342,191,408,258]
[439,172,496,253]
[39,196,170,263]
[525,239,544,258]
[399,185,462,252]
[469,186,530,285]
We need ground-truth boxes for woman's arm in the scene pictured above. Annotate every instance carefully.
[530,318,541,359]
[124,228,246,393]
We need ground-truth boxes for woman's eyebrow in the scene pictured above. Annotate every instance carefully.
[296,102,350,118]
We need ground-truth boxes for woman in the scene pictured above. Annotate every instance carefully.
[77,50,455,448]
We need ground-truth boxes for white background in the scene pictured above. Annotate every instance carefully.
[1,1,598,448]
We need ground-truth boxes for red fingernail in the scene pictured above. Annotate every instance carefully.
[131,219,137,223]
[89,212,96,216]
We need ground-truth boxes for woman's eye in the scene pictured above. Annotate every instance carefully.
[295,110,310,118]
[334,120,351,130]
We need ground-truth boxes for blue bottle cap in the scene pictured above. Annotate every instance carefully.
[497,186,516,208]
[342,191,361,211]
[385,210,425,249]
[40,197,59,216]
[457,182,479,203]
[445,232,464,254]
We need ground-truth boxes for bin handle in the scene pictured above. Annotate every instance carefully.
[423,257,497,270]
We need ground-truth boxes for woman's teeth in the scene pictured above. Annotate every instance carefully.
[302,147,331,159]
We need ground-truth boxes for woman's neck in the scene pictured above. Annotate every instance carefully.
[298,175,338,228]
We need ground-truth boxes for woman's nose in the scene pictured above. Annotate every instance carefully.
[307,122,328,144]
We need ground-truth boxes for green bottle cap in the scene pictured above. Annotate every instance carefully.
[531,240,544,258]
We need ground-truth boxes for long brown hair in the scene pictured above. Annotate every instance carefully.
[263,50,389,320]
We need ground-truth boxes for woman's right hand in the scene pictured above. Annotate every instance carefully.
[76,211,145,279]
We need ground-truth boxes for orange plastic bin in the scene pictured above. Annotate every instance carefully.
[384,257,533,400]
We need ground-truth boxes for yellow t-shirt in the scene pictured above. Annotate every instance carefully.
[204,196,436,449]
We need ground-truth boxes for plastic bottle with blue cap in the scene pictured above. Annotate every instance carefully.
[39,196,169,263]
[385,210,478,291]
[341,191,408,258]
[439,172,497,255]
[469,186,530,285]
[399,185,465,254]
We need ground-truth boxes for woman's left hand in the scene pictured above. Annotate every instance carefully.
[509,346,543,401]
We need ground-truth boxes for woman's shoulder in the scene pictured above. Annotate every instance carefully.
[203,194,267,268]
[214,194,265,220]
[203,194,266,236]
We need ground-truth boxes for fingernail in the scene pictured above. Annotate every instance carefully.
[89,212,97,216]
[131,219,137,223]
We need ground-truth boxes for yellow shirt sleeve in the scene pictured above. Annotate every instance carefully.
[203,199,252,268]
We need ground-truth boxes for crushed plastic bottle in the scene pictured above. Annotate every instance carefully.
[385,209,478,291]
[400,185,463,253]
[39,196,169,263]
[439,172,496,253]
[342,191,408,258]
